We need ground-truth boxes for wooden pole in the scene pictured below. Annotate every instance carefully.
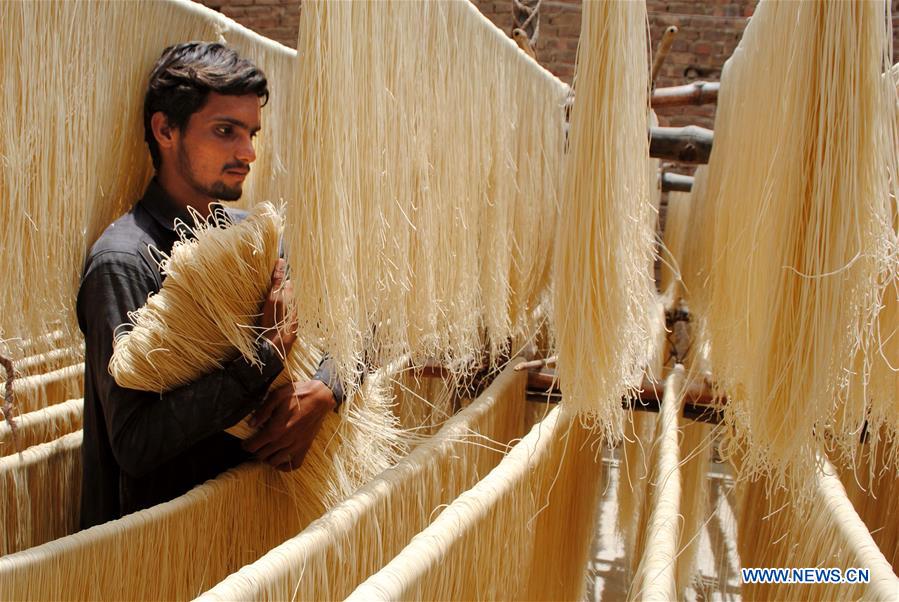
[660,172,694,193]
[651,81,719,108]
[649,125,713,164]
[651,25,679,85]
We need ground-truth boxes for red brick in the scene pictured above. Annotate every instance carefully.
[693,41,713,56]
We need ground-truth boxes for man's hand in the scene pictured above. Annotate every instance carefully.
[260,258,297,358]
[242,380,337,471]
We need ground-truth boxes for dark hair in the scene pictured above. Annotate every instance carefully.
[143,42,269,169]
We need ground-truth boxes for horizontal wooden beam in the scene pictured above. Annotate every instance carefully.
[660,172,694,193]
[651,81,719,108]
[649,125,713,164]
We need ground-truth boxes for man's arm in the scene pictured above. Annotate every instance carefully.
[78,256,283,477]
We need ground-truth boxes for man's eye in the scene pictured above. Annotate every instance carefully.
[216,126,232,136]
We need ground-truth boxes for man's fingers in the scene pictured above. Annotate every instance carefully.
[248,384,291,428]
[270,258,287,292]
[253,440,286,462]
[244,396,291,452]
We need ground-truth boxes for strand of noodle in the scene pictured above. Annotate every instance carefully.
[197,363,527,601]
[701,0,898,489]
[0,398,83,456]
[346,404,603,601]
[286,0,568,389]
[736,454,899,601]
[552,0,654,438]
[0,431,82,556]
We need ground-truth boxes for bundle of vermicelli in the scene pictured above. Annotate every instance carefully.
[659,190,692,304]
[629,367,686,600]
[345,405,603,601]
[198,365,526,600]
[110,202,406,507]
[551,0,655,438]
[617,302,667,570]
[1,366,527,600]
[4,364,83,417]
[110,203,287,390]
[618,410,657,573]
[678,166,711,317]
[736,456,899,601]
[0,431,82,555]
[286,0,567,388]
[699,0,899,488]
[0,398,83,455]
[676,399,713,591]
[0,0,297,348]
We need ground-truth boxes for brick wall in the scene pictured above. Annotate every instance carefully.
[201,0,301,48]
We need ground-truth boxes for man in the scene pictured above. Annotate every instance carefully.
[76,42,341,530]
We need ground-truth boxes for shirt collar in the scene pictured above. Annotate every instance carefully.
[139,178,228,237]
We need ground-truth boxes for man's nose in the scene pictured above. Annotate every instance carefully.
[236,134,257,164]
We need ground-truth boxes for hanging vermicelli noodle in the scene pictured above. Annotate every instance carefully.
[552,0,654,437]
[618,301,668,575]
[678,166,712,320]
[629,367,684,601]
[838,440,899,571]
[617,410,657,574]
[4,364,83,417]
[676,401,713,591]
[659,190,692,304]
[391,369,458,437]
[0,0,298,348]
[198,364,526,601]
[1,365,527,600]
[736,455,899,601]
[0,431,82,556]
[345,405,603,601]
[699,0,899,488]
[2,345,82,378]
[286,0,567,388]
[0,398,83,455]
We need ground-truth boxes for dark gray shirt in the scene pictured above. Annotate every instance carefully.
[76,179,342,529]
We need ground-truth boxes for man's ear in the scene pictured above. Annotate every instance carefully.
[150,112,178,151]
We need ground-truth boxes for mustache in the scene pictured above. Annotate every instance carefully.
[222,162,250,173]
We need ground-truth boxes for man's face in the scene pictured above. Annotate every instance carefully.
[173,92,262,201]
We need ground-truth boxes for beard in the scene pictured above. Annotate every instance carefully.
[176,142,244,201]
